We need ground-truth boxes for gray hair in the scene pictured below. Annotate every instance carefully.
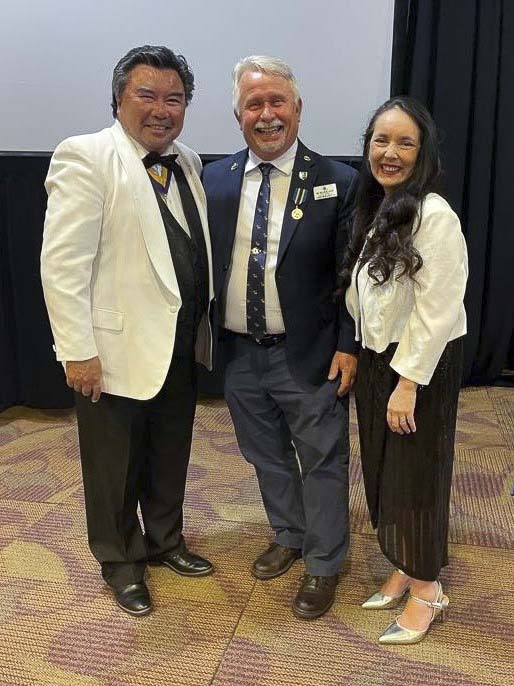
[232,55,301,114]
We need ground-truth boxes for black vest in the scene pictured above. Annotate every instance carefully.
[154,192,209,358]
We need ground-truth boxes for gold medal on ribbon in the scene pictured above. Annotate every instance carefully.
[291,187,307,220]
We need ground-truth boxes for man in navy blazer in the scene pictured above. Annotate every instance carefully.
[203,55,358,619]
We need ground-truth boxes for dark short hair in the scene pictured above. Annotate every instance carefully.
[111,45,195,117]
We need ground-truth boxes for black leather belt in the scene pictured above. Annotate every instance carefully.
[235,332,286,348]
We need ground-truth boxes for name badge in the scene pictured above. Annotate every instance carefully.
[314,183,337,200]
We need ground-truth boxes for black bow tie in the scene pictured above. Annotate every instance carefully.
[143,152,178,170]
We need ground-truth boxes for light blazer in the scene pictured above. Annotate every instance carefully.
[346,193,468,385]
[203,140,358,388]
[41,120,213,400]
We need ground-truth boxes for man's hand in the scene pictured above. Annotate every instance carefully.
[66,357,103,402]
[328,351,358,397]
[387,376,418,434]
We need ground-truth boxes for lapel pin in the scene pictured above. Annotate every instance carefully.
[299,171,308,180]
[303,155,311,162]
[230,162,239,171]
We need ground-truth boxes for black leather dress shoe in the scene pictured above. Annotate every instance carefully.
[151,547,214,577]
[114,582,152,616]
[252,542,302,580]
[292,574,339,620]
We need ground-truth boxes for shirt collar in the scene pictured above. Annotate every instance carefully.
[245,139,298,177]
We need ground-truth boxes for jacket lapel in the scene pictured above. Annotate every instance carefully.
[174,141,214,299]
[221,149,247,268]
[277,141,318,267]
[110,121,180,299]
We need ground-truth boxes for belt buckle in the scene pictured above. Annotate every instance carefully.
[257,334,282,348]
[255,335,269,347]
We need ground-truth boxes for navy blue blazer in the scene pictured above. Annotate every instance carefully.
[203,140,358,388]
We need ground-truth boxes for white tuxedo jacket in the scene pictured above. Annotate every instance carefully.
[41,120,213,400]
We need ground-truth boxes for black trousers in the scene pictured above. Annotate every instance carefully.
[75,353,197,589]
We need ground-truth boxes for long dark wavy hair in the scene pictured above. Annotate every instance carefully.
[339,96,442,289]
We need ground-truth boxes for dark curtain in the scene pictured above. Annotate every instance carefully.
[0,156,73,410]
[392,0,514,384]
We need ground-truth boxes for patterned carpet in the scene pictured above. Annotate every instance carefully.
[0,387,513,686]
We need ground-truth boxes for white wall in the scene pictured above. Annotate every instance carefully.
[0,0,394,155]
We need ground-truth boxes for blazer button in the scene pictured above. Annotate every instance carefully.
[222,264,229,272]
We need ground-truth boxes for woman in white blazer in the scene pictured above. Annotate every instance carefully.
[342,96,468,644]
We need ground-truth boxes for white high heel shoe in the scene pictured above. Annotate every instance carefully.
[361,569,409,609]
[378,581,449,645]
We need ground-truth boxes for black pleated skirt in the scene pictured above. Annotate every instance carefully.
[355,338,463,581]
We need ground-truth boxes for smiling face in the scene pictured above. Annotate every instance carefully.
[235,70,302,160]
[116,64,186,153]
[368,107,421,193]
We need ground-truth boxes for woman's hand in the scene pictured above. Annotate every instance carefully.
[387,376,418,434]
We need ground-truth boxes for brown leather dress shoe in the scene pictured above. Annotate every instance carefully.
[114,582,152,616]
[292,573,339,620]
[252,542,302,580]
[151,547,214,577]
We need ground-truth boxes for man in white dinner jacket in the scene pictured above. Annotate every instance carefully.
[41,45,214,616]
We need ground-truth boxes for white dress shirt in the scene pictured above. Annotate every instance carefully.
[222,140,298,333]
[129,135,190,237]
[345,193,468,385]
